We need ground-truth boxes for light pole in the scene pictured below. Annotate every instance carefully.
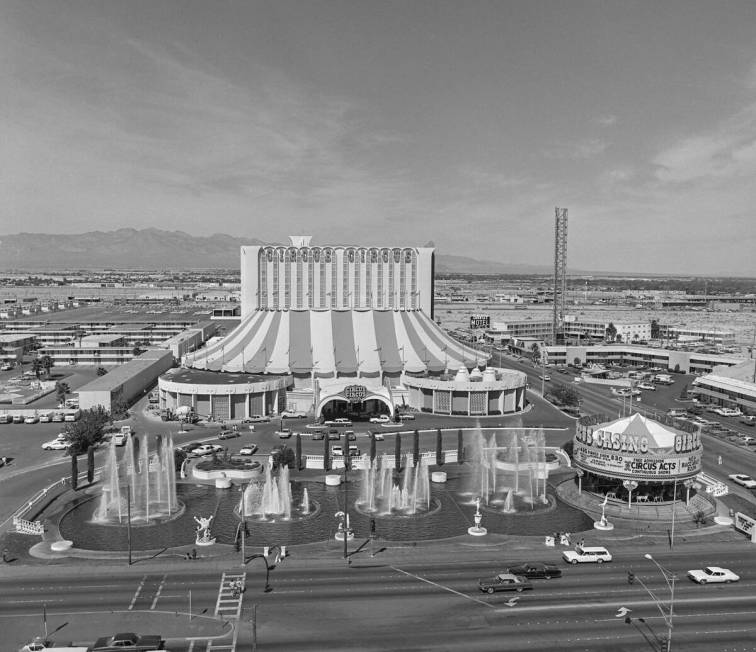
[643,553,676,651]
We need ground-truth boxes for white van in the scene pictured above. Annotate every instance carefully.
[562,546,612,564]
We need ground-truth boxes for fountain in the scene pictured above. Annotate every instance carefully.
[94,432,179,524]
[467,429,551,512]
[358,454,431,515]
[240,462,314,520]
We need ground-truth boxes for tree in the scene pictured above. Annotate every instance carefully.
[457,430,464,464]
[174,448,187,473]
[650,319,661,339]
[64,406,110,455]
[110,396,129,420]
[96,367,108,377]
[369,434,377,463]
[132,342,146,357]
[271,444,295,469]
[573,357,582,367]
[530,343,541,363]
[605,323,617,342]
[412,430,420,467]
[436,429,443,466]
[55,381,70,405]
[41,354,54,378]
[71,454,79,490]
[295,433,303,471]
[87,446,95,484]
[31,356,43,379]
[323,435,330,472]
[551,384,580,407]
[394,433,402,470]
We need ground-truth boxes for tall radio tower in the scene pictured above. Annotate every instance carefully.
[552,207,568,345]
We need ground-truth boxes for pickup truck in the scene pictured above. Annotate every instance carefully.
[89,632,163,651]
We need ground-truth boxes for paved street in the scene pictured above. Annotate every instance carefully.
[3,541,756,651]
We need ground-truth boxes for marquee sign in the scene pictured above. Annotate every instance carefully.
[344,384,367,403]
[573,442,702,480]
[575,424,701,455]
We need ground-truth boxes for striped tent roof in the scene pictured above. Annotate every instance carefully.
[187,309,488,377]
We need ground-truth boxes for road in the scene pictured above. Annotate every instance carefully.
[3,544,756,651]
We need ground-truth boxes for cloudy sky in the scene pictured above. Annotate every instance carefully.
[3,0,755,276]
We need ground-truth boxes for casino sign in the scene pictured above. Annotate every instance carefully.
[573,413,702,482]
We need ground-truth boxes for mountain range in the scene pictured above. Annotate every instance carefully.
[0,228,552,275]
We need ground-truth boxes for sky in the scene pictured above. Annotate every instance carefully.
[2,0,756,276]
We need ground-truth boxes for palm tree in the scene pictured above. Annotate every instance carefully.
[605,323,617,342]
[530,343,541,363]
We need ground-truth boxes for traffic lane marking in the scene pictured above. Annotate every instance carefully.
[390,565,497,609]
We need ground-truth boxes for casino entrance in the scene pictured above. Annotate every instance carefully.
[316,383,395,420]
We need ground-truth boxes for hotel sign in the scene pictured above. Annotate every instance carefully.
[470,314,490,329]
[575,424,701,455]
[344,384,367,402]
[573,442,702,480]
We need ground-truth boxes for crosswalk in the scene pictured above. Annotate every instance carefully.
[203,571,246,652]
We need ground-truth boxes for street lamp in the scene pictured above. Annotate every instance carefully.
[643,553,676,651]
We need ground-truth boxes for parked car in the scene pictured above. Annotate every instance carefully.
[190,444,220,457]
[41,437,69,451]
[276,428,292,439]
[311,431,325,441]
[218,430,240,440]
[687,567,739,584]
[506,562,562,579]
[244,415,270,423]
[397,412,415,420]
[740,416,756,426]
[331,445,343,456]
[112,432,128,446]
[280,411,307,419]
[637,382,656,391]
[24,415,39,424]
[238,444,259,456]
[369,415,391,424]
[562,546,612,564]
[327,429,341,440]
[38,413,53,423]
[0,414,10,424]
[728,474,756,489]
[371,431,385,441]
[348,445,360,457]
[51,413,65,422]
[478,573,533,594]
[326,418,353,427]
[64,413,78,422]
[715,408,743,417]
[346,431,357,440]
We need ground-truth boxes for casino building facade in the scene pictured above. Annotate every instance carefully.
[572,413,703,503]
[159,236,527,419]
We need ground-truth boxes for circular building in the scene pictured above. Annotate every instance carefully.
[573,413,702,503]
[402,366,527,416]
[158,368,291,421]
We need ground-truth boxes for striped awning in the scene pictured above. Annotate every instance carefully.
[187,309,488,376]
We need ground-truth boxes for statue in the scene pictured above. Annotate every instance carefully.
[194,515,216,546]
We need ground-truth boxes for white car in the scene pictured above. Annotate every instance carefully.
[371,432,385,441]
[637,383,656,391]
[24,415,40,424]
[276,428,293,438]
[239,444,259,456]
[331,445,343,456]
[191,444,222,457]
[562,546,612,564]
[41,438,69,451]
[244,415,270,423]
[280,411,307,419]
[112,432,128,446]
[716,408,743,417]
[370,415,391,424]
[728,474,756,489]
[687,566,739,584]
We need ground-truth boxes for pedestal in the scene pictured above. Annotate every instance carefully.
[593,519,614,531]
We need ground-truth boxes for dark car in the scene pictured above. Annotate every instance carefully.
[218,430,240,440]
[327,429,341,440]
[176,442,202,455]
[311,431,325,440]
[478,573,532,594]
[506,562,562,579]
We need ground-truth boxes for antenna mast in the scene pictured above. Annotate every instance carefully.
[552,207,568,345]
